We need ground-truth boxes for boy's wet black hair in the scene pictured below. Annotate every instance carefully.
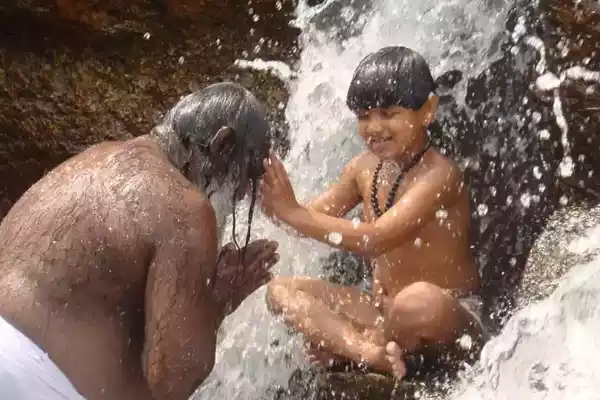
[157,82,272,257]
[346,46,438,113]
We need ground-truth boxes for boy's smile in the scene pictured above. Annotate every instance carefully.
[359,107,420,160]
[357,99,437,162]
[367,135,394,153]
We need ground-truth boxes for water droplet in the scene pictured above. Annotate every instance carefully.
[143,32,151,40]
[178,56,185,65]
[435,209,448,220]
[510,257,517,266]
[477,204,488,216]
[506,195,513,206]
[538,130,550,140]
[275,0,282,10]
[558,156,574,178]
[414,237,422,248]
[520,193,532,208]
[533,166,542,179]
[559,195,569,205]
[457,334,473,350]
[351,217,361,229]
[252,14,260,22]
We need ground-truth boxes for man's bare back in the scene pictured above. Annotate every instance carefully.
[0,83,278,400]
[0,139,196,398]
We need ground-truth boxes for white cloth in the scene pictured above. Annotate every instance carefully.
[0,316,85,400]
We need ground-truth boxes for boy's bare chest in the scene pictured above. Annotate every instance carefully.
[356,164,412,221]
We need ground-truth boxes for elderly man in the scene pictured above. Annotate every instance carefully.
[0,82,279,400]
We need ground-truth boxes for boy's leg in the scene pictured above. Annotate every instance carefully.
[266,276,401,375]
[382,281,485,375]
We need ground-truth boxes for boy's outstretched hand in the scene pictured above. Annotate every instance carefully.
[261,152,300,219]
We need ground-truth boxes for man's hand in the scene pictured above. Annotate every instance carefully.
[212,239,279,315]
[261,152,300,219]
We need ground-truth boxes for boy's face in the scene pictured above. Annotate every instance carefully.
[356,96,438,160]
[357,107,422,160]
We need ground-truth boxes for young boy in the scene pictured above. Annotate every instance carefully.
[261,46,485,379]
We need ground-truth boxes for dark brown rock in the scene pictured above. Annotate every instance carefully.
[276,368,425,400]
[0,0,298,219]
[434,0,600,330]
[535,0,600,199]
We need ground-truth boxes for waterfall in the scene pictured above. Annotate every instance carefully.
[195,0,513,398]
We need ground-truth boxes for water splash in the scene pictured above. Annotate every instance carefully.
[450,256,600,400]
[196,0,511,398]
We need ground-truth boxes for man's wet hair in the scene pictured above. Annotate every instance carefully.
[346,46,438,113]
[154,82,271,258]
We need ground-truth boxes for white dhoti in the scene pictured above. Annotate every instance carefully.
[0,316,85,400]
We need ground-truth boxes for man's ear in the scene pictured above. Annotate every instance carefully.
[209,126,236,159]
[419,94,439,127]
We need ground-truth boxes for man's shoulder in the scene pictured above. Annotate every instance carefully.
[153,180,216,232]
[90,144,216,233]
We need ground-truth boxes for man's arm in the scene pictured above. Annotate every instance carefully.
[142,196,222,400]
[307,156,363,217]
[274,157,461,258]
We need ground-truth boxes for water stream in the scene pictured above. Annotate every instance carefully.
[195,0,600,398]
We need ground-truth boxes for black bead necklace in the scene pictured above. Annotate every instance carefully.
[370,142,431,218]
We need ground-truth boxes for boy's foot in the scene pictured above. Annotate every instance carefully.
[360,342,406,379]
[385,341,407,379]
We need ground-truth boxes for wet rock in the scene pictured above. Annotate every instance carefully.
[433,0,600,331]
[534,0,600,200]
[515,203,600,309]
[0,0,297,219]
[275,368,424,400]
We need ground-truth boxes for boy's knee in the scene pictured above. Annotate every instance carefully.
[392,281,445,313]
[386,282,446,331]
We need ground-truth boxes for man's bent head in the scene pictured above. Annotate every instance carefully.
[151,82,272,203]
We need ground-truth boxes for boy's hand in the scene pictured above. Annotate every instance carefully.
[261,152,300,218]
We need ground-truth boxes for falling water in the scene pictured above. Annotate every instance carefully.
[449,213,600,400]
[195,0,512,398]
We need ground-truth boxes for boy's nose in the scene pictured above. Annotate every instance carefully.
[366,118,383,134]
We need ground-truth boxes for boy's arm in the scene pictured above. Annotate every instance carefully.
[307,156,362,217]
[263,154,461,258]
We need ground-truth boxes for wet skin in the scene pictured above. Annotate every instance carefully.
[262,98,483,377]
[0,136,278,400]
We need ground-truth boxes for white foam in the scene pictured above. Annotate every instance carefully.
[233,58,296,82]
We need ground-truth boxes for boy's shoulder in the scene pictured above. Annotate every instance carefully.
[347,151,378,171]
[341,151,378,180]
[428,149,461,177]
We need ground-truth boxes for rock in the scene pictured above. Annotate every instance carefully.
[0,0,297,220]
[515,203,600,309]
[431,0,600,330]
[276,368,429,400]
